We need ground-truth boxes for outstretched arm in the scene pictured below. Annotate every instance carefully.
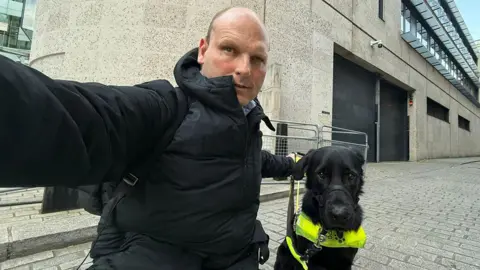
[0,55,177,187]
[261,150,295,178]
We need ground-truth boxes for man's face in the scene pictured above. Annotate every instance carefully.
[197,12,268,106]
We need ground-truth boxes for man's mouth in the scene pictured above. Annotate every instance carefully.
[235,83,251,90]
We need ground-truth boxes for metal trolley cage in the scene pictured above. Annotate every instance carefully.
[261,120,369,184]
[318,125,369,169]
[261,120,320,157]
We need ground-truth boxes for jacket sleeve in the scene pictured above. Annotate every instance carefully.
[261,150,295,178]
[0,55,177,187]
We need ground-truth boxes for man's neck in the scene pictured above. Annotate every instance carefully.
[242,100,257,115]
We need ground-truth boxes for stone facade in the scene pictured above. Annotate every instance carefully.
[29,0,480,161]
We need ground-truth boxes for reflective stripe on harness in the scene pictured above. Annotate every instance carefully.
[295,212,367,249]
[286,236,309,270]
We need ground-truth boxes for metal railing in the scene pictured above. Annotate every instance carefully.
[262,120,320,157]
[261,120,369,176]
[319,125,369,168]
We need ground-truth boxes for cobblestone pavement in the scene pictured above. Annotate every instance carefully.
[1,159,480,269]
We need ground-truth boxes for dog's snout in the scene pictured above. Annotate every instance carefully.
[330,205,350,222]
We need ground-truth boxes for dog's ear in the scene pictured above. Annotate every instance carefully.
[291,149,314,180]
[351,148,365,164]
[347,147,366,174]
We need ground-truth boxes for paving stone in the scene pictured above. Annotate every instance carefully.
[407,256,449,270]
[415,244,453,259]
[355,249,389,265]
[58,256,92,270]
[388,259,425,270]
[441,257,480,270]
[30,251,85,270]
[5,265,30,270]
[53,243,92,257]
[353,256,391,270]
[0,250,54,269]
[13,210,40,217]
[369,246,408,262]
[454,254,480,268]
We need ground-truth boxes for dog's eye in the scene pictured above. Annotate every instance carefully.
[318,172,325,179]
[347,172,356,180]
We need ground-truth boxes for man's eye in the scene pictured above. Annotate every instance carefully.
[223,47,234,53]
[252,57,265,63]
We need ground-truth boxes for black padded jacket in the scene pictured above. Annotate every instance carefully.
[0,48,294,258]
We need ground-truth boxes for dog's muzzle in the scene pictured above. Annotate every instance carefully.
[315,185,356,206]
[315,184,358,227]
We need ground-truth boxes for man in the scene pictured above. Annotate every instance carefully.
[0,6,295,270]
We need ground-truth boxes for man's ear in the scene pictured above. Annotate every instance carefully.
[198,38,208,65]
[291,149,314,180]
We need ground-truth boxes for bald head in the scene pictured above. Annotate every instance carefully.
[206,7,267,43]
[197,6,269,106]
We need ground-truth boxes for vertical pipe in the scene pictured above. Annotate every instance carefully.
[375,76,381,163]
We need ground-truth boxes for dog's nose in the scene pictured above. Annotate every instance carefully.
[331,205,349,222]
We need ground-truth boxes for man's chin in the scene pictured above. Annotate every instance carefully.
[237,96,252,106]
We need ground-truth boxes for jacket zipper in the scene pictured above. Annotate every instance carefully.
[243,114,249,192]
[241,108,264,199]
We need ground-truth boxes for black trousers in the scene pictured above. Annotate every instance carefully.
[86,218,261,270]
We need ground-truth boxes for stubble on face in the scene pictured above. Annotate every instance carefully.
[197,7,269,106]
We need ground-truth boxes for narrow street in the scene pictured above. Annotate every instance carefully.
[1,159,479,269]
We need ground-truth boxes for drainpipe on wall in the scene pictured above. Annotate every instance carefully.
[375,75,381,163]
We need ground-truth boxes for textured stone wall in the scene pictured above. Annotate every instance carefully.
[29,0,480,160]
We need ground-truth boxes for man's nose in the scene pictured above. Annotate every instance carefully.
[235,55,251,76]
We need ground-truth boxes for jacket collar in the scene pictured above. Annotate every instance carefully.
[174,48,275,131]
[174,48,244,116]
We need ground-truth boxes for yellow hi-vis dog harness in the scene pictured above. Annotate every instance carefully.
[285,212,367,270]
[285,153,367,270]
[295,212,366,248]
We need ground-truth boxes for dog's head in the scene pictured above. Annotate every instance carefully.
[292,146,365,231]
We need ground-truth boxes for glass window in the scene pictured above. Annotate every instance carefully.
[0,0,34,53]
[429,37,436,55]
[421,31,429,48]
[0,13,7,23]
[401,1,479,104]
[458,115,470,132]
[416,22,422,40]
[434,44,440,60]
[378,0,384,20]
[401,3,405,33]
[440,51,447,68]
[403,8,411,33]
[427,97,449,123]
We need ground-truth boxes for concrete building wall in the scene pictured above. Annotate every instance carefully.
[29,0,480,161]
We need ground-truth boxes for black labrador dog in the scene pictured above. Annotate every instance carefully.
[274,146,366,270]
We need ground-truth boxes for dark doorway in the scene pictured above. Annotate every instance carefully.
[379,81,409,161]
[332,54,377,162]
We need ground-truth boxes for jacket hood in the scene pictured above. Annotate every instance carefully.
[174,48,250,116]
[173,48,276,131]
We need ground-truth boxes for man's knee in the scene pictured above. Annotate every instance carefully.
[224,249,259,270]
[89,218,125,259]
[90,233,203,270]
